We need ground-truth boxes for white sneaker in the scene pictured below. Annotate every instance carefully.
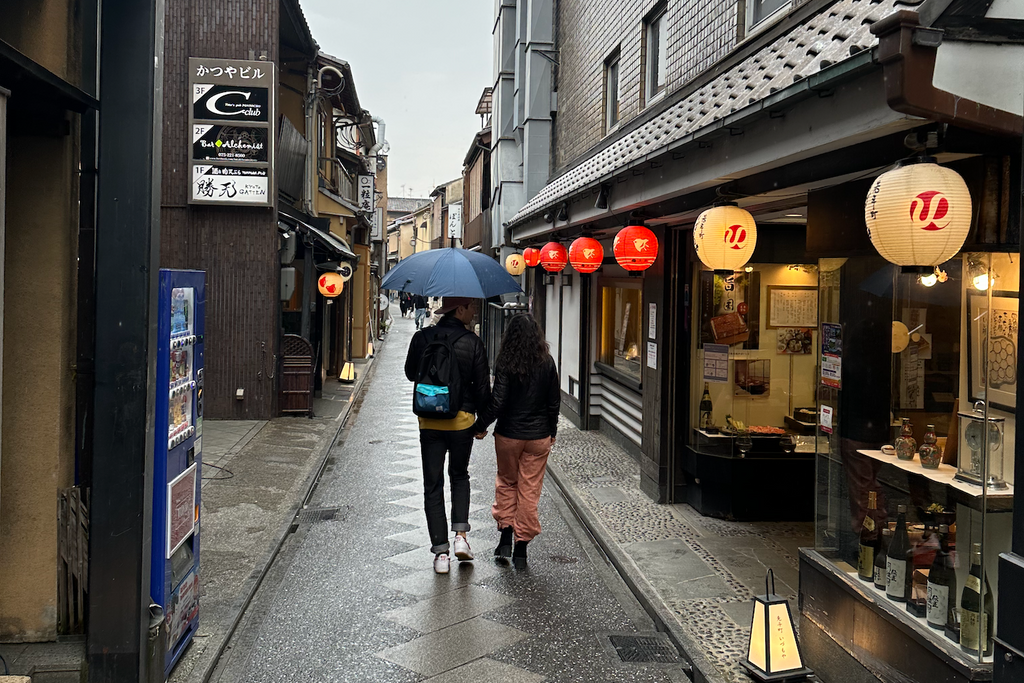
[433,553,450,574]
[453,535,474,561]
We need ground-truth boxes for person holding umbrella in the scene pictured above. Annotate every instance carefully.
[405,297,491,574]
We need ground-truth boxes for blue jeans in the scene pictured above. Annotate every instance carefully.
[420,427,475,554]
[414,307,428,329]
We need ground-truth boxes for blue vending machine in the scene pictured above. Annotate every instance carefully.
[152,269,205,675]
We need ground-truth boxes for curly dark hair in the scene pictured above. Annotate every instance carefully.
[495,313,550,379]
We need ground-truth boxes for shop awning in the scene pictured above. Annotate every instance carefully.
[278,213,358,263]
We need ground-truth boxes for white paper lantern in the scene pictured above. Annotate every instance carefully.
[694,205,758,271]
[865,161,972,267]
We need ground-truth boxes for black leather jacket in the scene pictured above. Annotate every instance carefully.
[404,316,491,416]
[474,355,560,440]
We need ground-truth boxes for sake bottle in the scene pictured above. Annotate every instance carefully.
[858,491,879,582]
[886,505,911,602]
[960,543,994,657]
[926,525,955,631]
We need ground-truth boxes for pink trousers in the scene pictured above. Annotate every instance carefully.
[492,434,552,542]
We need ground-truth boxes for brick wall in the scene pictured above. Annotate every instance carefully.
[161,0,281,419]
[554,0,738,172]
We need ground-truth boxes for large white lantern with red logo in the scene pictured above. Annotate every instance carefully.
[865,160,972,267]
[694,205,758,271]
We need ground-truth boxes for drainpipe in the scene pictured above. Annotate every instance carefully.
[366,115,388,175]
[303,61,316,216]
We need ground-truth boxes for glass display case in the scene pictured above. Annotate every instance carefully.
[599,281,644,382]
[812,252,1015,672]
[689,264,821,458]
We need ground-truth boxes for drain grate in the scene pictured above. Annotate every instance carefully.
[607,634,679,664]
[295,506,347,524]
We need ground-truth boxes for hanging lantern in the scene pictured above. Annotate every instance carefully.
[540,242,568,272]
[613,225,658,272]
[694,205,757,271]
[742,569,814,682]
[505,253,526,276]
[523,247,542,268]
[318,272,344,298]
[865,159,972,267]
[569,237,604,273]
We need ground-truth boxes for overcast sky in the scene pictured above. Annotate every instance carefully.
[303,0,493,200]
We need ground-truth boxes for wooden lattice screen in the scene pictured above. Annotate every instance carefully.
[58,487,89,634]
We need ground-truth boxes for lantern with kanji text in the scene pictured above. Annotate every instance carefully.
[694,205,757,272]
[569,237,604,274]
[864,159,972,267]
[540,242,568,272]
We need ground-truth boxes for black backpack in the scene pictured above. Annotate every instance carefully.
[412,327,470,419]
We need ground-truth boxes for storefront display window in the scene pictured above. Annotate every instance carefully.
[689,264,820,457]
[814,252,1015,669]
[599,283,643,382]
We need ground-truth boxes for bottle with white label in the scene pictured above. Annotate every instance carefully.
[960,542,993,657]
[926,525,955,630]
[886,505,911,602]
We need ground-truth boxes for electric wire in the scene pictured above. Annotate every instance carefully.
[201,462,235,481]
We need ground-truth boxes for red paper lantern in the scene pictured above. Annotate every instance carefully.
[569,237,604,274]
[540,242,568,272]
[613,225,658,272]
[523,247,542,268]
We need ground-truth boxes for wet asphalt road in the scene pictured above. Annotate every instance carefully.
[208,312,690,683]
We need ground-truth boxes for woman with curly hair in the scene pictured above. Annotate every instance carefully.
[473,313,560,567]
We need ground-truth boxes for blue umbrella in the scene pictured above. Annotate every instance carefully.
[381,247,523,298]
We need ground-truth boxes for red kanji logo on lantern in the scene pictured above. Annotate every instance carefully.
[910,190,950,231]
[724,224,748,250]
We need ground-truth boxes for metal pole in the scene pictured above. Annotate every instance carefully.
[87,0,164,680]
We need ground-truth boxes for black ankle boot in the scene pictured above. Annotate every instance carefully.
[495,527,513,558]
[512,540,528,568]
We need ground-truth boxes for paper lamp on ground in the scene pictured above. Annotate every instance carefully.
[540,242,568,272]
[318,272,344,297]
[694,205,757,272]
[742,570,813,682]
[613,225,658,272]
[523,247,542,268]
[865,159,972,267]
[339,361,356,384]
[569,237,604,274]
[505,253,527,276]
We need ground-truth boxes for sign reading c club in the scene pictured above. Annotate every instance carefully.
[192,84,269,122]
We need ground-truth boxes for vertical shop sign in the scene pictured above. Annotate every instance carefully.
[647,342,658,370]
[648,303,657,340]
[447,202,463,240]
[358,175,375,213]
[821,322,842,389]
[188,58,274,207]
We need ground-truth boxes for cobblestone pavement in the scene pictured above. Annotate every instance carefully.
[548,427,813,683]
[209,315,689,683]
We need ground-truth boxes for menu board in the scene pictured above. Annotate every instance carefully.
[167,463,197,558]
[767,286,818,328]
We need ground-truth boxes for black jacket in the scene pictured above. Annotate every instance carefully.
[412,294,427,310]
[405,316,491,416]
[474,355,560,440]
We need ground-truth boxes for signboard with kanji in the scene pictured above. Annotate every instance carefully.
[358,175,374,213]
[188,58,274,207]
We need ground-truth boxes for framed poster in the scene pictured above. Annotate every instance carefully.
[767,286,818,329]
[167,463,198,558]
[699,271,760,349]
[968,291,1018,412]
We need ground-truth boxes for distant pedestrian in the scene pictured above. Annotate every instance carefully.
[413,294,429,329]
[405,297,491,574]
[399,293,411,318]
[473,314,559,568]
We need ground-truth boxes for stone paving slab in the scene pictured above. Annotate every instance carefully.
[422,657,546,683]
[208,316,689,683]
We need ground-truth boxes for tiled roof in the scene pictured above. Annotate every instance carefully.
[388,197,431,214]
[510,0,898,226]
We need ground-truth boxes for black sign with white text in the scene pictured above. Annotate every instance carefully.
[192,125,269,162]
[192,84,269,122]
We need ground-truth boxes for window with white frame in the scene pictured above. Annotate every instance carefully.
[748,0,789,30]
[604,50,620,133]
[645,7,668,103]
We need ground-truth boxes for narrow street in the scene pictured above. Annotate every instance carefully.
[207,311,690,683]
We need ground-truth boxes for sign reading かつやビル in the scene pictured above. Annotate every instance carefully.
[188,58,274,207]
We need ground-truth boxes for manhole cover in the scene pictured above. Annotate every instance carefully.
[607,634,679,664]
[295,506,347,524]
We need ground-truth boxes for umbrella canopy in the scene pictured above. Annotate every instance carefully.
[381,247,523,298]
